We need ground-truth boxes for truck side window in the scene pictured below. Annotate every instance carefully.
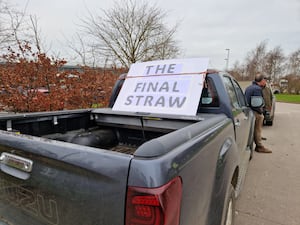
[223,76,240,109]
[232,80,247,107]
[200,77,219,107]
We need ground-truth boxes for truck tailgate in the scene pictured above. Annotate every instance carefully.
[0,130,132,225]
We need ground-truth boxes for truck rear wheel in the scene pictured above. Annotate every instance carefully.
[224,185,235,225]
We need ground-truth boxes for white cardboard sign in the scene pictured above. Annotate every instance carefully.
[112,58,209,116]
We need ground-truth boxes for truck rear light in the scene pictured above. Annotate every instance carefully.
[126,176,182,225]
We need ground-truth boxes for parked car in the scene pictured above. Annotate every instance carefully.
[263,83,276,126]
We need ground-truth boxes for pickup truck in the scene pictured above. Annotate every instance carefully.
[0,63,259,225]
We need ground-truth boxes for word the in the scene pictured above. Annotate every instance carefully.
[144,63,181,75]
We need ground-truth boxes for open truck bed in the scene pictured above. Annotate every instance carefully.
[0,108,205,155]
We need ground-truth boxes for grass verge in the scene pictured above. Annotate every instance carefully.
[275,94,300,104]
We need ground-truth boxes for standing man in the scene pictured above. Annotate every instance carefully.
[262,80,273,114]
[245,73,272,153]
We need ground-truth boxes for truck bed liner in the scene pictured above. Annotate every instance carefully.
[109,144,137,154]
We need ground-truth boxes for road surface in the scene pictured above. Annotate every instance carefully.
[236,102,300,225]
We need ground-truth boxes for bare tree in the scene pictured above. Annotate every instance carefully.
[0,0,48,57]
[0,0,27,51]
[263,46,285,81]
[229,61,247,80]
[0,0,11,46]
[241,41,285,81]
[28,15,43,53]
[66,33,101,67]
[244,40,268,79]
[287,49,300,76]
[79,0,180,68]
[67,33,88,66]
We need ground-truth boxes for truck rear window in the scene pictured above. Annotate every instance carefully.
[200,78,219,107]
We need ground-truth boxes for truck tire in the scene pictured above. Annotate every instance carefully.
[266,120,273,126]
[224,184,236,225]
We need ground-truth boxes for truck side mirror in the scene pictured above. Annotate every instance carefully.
[250,96,265,108]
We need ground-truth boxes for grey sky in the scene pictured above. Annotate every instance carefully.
[10,0,300,69]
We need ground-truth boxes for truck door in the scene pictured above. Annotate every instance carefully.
[222,76,253,196]
[222,76,252,152]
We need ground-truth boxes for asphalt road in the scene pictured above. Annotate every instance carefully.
[236,102,300,225]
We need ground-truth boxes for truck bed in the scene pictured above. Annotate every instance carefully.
[0,109,206,156]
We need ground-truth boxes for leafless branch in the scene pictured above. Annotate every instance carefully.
[78,0,180,68]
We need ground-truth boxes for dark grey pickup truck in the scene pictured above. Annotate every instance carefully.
[0,70,259,225]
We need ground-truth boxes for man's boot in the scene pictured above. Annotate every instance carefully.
[255,146,272,153]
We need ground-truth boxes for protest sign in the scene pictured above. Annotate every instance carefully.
[112,58,209,116]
